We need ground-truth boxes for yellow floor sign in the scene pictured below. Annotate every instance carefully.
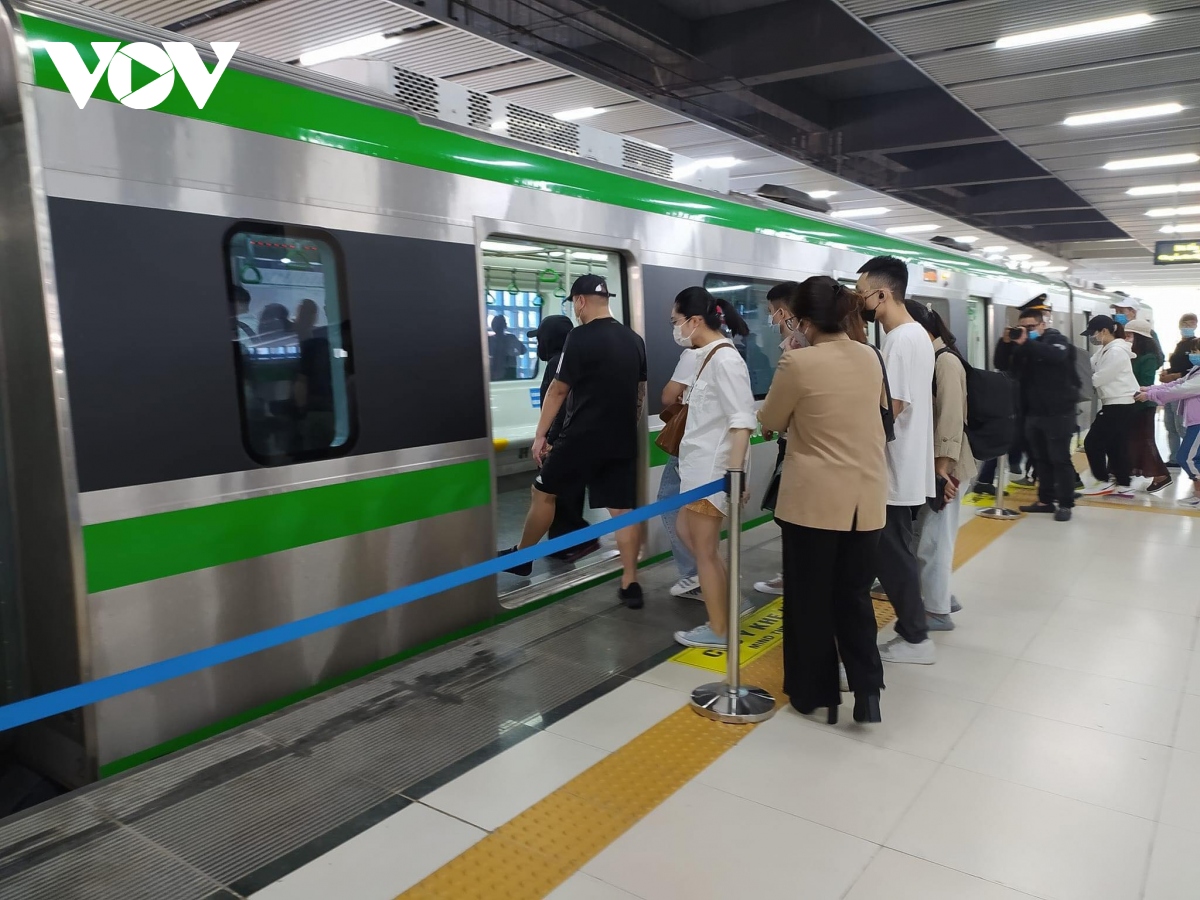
[672,596,899,672]
[673,597,785,672]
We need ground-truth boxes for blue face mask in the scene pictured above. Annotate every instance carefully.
[1027,329,1040,340]
[1190,352,1200,367]
[1183,327,1196,339]
[1113,313,1129,326]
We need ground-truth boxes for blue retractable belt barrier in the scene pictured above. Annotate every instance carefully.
[0,478,727,732]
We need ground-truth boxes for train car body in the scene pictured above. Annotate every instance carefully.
[0,0,1125,785]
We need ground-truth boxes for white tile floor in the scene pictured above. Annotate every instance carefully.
[254,504,1200,900]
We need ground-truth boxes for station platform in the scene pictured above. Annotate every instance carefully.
[3,486,1200,900]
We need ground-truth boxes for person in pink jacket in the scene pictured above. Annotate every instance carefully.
[1137,348,1200,508]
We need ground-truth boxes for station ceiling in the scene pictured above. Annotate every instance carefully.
[72,0,1200,287]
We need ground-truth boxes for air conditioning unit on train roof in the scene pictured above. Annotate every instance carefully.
[308,58,730,194]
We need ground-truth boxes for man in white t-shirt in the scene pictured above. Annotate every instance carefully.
[857,257,937,665]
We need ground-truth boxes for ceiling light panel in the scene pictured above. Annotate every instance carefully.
[1064,103,1183,127]
[1103,154,1200,171]
[885,224,939,234]
[829,207,890,219]
[994,13,1154,50]
[299,33,401,66]
[1128,183,1200,197]
[1145,206,1200,218]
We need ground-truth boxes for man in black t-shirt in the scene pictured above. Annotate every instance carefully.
[501,274,648,608]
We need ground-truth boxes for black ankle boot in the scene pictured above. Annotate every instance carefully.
[853,693,882,724]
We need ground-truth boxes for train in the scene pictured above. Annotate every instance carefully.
[0,0,1132,786]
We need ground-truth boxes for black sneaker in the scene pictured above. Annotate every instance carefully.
[619,582,644,609]
[1054,507,1073,522]
[1019,502,1056,514]
[499,546,533,577]
[971,483,996,497]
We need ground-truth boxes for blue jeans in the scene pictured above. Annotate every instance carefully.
[658,455,698,580]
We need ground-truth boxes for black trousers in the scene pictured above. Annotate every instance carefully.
[780,519,883,711]
[1084,403,1137,488]
[1026,413,1077,508]
[548,483,589,542]
[876,505,927,645]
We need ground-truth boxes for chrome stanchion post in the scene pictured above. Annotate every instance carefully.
[976,454,1022,520]
[690,469,776,724]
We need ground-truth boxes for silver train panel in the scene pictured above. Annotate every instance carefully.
[30,90,1004,304]
[80,438,492,525]
[92,504,493,764]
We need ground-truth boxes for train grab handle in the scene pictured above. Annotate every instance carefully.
[0,478,726,733]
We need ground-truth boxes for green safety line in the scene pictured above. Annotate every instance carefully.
[19,14,1057,288]
[98,513,774,777]
[83,458,492,593]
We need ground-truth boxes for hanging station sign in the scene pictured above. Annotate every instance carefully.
[1154,240,1200,265]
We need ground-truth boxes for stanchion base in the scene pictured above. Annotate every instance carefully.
[690,683,776,724]
[976,507,1022,519]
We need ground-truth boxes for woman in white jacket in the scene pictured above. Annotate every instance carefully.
[1082,315,1141,499]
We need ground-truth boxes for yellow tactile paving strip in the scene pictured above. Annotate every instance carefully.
[396,515,1014,900]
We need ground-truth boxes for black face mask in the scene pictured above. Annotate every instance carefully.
[861,301,878,324]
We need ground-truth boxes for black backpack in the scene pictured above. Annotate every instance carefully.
[935,348,1015,461]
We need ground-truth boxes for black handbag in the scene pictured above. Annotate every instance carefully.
[760,437,786,512]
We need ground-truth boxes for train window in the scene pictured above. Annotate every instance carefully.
[481,239,625,384]
[702,273,783,399]
[225,224,356,466]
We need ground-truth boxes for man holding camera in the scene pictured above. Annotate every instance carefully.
[994,297,1080,522]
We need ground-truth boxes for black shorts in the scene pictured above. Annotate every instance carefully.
[534,441,637,511]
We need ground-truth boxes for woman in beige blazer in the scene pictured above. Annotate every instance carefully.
[758,276,889,725]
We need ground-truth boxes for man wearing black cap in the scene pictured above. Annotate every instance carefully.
[995,298,1080,521]
[501,274,649,607]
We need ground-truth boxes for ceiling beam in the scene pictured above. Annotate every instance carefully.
[962,182,1095,216]
[888,145,1051,190]
[832,89,1003,154]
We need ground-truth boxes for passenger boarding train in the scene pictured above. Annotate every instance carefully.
[0,0,1134,785]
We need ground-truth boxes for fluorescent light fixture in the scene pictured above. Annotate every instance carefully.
[982,245,1009,253]
[829,206,890,219]
[952,236,979,243]
[1103,153,1200,171]
[1126,182,1200,197]
[806,190,837,199]
[1064,102,1183,127]
[1040,266,1069,272]
[994,13,1154,50]
[480,240,542,253]
[1009,254,1033,260]
[553,107,605,122]
[1160,223,1200,234]
[570,251,609,262]
[299,32,400,66]
[985,254,1004,261]
[280,257,292,265]
[1028,261,1052,268]
[708,284,750,293]
[489,118,508,131]
[1145,205,1200,217]
[885,224,939,234]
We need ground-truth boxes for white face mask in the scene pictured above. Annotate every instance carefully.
[672,320,694,348]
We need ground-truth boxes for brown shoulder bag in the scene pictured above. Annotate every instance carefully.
[654,343,730,457]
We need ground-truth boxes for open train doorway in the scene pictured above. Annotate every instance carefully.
[481,237,629,604]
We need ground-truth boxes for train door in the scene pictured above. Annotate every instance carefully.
[480,237,628,601]
[966,297,988,369]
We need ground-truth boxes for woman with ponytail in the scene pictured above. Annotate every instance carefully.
[670,287,759,650]
[758,275,888,725]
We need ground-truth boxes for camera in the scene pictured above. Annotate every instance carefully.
[1008,326,1024,340]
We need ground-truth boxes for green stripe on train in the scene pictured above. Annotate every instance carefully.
[83,458,492,593]
[19,15,1051,287]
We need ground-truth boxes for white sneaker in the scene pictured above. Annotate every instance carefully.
[879,635,936,665]
[669,575,702,599]
[1111,486,1136,499]
[754,574,783,595]
[838,663,849,693]
[1178,495,1200,508]
[1082,481,1115,496]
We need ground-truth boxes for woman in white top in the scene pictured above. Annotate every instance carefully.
[670,287,758,649]
[1082,314,1140,499]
